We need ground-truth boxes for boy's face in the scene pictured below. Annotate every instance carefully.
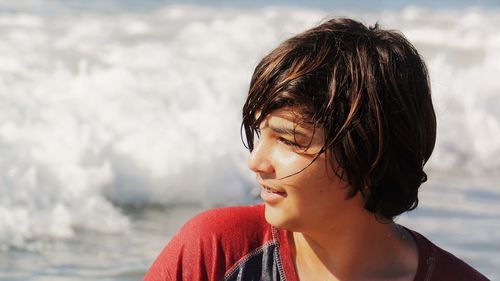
[247,108,363,233]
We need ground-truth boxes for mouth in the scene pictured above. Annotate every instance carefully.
[259,183,287,203]
[262,184,284,193]
[259,182,286,193]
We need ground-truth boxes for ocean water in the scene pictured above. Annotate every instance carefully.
[0,0,499,280]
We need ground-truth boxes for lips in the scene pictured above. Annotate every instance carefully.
[262,185,278,192]
[259,183,287,203]
[259,182,286,193]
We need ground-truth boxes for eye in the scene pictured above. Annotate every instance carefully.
[278,137,303,148]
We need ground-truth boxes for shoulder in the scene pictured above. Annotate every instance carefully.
[144,204,272,281]
[409,230,489,281]
[431,245,489,281]
[178,204,270,242]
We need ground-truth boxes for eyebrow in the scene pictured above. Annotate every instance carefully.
[268,124,310,138]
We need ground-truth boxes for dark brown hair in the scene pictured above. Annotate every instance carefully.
[242,18,436,220]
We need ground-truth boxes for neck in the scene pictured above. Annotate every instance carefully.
[291,206,418,280]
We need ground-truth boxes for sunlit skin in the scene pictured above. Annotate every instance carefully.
[247,108,419,281]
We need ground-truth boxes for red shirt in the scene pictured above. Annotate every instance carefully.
[144,204,489,281]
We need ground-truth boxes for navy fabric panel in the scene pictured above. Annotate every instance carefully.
[224,242,284,281]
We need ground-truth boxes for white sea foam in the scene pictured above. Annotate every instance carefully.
[0,4,499,251]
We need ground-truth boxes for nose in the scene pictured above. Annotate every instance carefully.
[247,139,275,175]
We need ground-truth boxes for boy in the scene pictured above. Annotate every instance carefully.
[145,18,488,281]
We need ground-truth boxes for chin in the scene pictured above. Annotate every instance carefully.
[263,203,297,230]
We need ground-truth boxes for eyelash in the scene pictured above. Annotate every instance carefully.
[254,128,304,150]
[278,137,302,148]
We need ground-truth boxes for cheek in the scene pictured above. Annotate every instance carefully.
[270,146,310,173]
[294,161,331,185]
[286,163,343,205]
[271,146,300,164]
